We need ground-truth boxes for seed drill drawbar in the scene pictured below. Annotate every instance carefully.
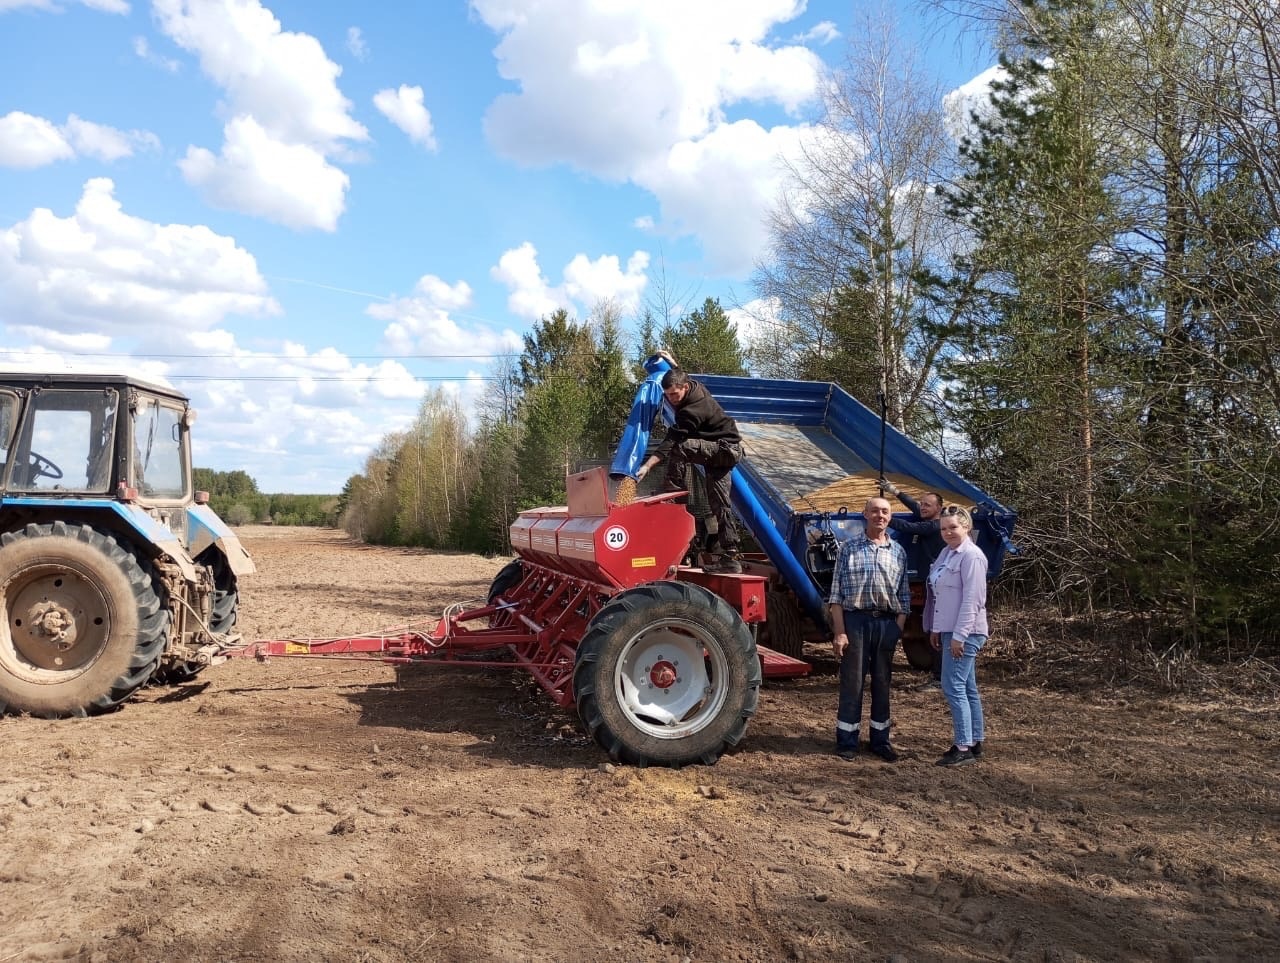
[232,464,810,769]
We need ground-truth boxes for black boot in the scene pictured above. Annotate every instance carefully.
[703,552,742,574]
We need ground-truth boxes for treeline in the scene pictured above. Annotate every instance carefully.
[340,0,1279,660]
[339,300,744,554]
[192,468,341,527]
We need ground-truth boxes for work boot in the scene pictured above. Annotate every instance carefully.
[703,552,743,575]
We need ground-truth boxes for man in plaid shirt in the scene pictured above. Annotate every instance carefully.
[827,496,911,762]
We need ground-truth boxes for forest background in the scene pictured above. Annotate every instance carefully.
[203,0,1280,669]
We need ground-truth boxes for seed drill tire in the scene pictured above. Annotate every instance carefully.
[487,559,525,627]
[0,522,169,717]
[573,580,761,767]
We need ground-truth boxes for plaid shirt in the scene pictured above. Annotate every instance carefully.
[828,532,911,614]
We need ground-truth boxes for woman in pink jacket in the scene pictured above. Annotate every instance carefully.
[922,506,989,767]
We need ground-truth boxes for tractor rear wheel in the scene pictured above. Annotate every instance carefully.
[154,549,239,684]
[573,580,761,767]
[759,589,805,659]
[0,522,169,717]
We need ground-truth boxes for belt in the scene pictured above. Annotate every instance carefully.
[848,608,897,619]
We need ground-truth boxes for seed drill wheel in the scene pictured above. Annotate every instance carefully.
[760,589,805,659]
[0,522,169,717]
[486,559,525,627]
[573,580,762,767]
[154,548,239,684]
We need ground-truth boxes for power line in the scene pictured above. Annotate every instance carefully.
[168,374,501,383]
[0,348,518,361]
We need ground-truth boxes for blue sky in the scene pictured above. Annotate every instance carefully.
[0,0,991,492]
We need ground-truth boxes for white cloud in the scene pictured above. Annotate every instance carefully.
[476,0,821,176]
[0,111,73,168]
[727,295,781,350]
[943,64,1006,143]
[0,0,128,11]
[133,35,180,72]
[373,85,437,151]
[491,242,561,320]
[490,242,651,320]
[154,0,367,228]
[634,119,812,273]
[792,20,840,45]
[0,177,280,338]
[0,181,439,494]
[563,250,649,315]
[64,114,160,161]
[179,115,350,231]
[346,26,367,61]
[0,111,159,168]
[368,273,523,359]
[473,0,824,274]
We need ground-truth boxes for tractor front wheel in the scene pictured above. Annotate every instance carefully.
[573,580,761,767]
[0,523,169,716]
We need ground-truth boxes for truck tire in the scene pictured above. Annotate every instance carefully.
[760,589,805,659]
[573,580,761,767]
[0,522,169,717]
[487,559,525,627]
[901,612,934,670]
[154,549,239,684]
[901,636,935,671]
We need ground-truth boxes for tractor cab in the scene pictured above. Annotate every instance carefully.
[1,374,193,512]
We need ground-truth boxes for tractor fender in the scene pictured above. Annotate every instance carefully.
[185,504,256,576]
[1,497,201,582]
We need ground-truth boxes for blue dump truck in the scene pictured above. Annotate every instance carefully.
[619,370,1017,668]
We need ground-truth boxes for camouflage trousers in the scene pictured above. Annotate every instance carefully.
[662,438,743,554]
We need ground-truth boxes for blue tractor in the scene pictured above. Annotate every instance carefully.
[0,372,254,717]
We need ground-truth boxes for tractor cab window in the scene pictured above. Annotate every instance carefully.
[11,388,118,493]
[132,395,187,499]
[0,390,19,483]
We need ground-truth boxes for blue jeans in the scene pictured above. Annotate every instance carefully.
[836,611,898,750]
[940,632,986,747]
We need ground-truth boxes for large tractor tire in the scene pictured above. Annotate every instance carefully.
[759,589,805,659]
[0,522,169,717]
[573,580,762,767]
[154,548,239,684]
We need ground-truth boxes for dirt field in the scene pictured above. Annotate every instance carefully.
[2,526,1278,963]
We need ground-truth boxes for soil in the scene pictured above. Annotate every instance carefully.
[2,525,1277,963]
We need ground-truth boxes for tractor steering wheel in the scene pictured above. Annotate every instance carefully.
[28,450,64,481]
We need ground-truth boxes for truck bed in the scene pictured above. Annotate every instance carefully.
[738,423,977,514]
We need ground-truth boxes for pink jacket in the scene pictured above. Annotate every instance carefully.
[922,537,989,638]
